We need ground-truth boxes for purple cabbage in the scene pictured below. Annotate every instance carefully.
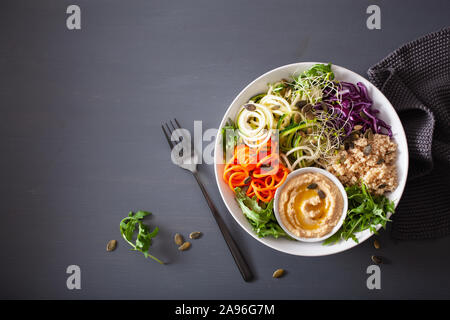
[314,81,392,137]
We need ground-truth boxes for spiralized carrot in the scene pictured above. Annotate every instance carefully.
[223,139,290,203]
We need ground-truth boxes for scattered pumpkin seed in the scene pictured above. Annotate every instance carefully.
[296,100,307,108]
[371,255,382,264]
[306,127,313,134]
[178,242,191,251]
[366,129,374,140]
[294,113,301,123]
[376,158,385,165]
[345,142,354,150]
[244,104,256,111]
[243,176,252,184]
[317,189,326,199]
[189,231,202,239]
[353,125,363,131]
[284,88,291,98]
[307,183,318,189]
[272,268,285,278]
[271,105,281,110]
[374,239,380,249]
[106,240,117,252]
[378,184,387,189]
[363,144,372,156]
[174,233,184,246]
[360,111,369,120]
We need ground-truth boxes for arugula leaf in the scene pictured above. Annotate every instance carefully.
[235,187,289,239]
[323,182,395,245]
[221,119,238,160]
[300,63,334,80]
[119,211,163,264]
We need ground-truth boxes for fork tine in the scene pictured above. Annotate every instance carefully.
[173,118,182,130]
[165,122,173,135]
[161,124,174,149]
[169,119,177,132]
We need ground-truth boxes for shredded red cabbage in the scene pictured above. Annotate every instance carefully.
[314,81,392,137]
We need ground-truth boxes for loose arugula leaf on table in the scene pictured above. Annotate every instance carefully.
[235,187,288,239]
[119,210,163,264]
[323,182,395,245]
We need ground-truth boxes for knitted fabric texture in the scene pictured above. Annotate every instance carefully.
[368,27,450,239]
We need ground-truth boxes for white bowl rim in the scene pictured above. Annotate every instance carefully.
[273,167,348,243]
[213,61,409,257]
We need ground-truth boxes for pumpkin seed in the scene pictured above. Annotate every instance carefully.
[371,255,382,264]
[294,113,301,123]
[320,102,328,112]
[353,125,363,131]
[345,142,354,150]
[374,239,380,249]
[363,144,372,156]
[317,189,326,199]
[360,111,369,120]
[366,129,374,140]
[296,100,307,108]
[307,183,318,189]
[106,240,117,252]
[178,242,191,251]
[272,268,285,278]
[174,233,184,246]
[244,104,256,111]
[189,231,202,239]
[271,105,281,110]
[376,158,385,165]
[378,184,387,189]
[243,176,252,184]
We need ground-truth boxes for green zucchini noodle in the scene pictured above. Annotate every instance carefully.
[234,64,343,166]
[278,114,342,170]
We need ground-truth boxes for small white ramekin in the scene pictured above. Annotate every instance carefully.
[273,167,348,243]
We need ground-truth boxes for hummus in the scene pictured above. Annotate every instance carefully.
[278,172,344,238]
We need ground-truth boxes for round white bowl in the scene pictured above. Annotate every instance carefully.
[273,167,348,243]
[214,62,409,256]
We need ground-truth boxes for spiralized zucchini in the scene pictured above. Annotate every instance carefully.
[234,63,343,167]
[279,119,341,171]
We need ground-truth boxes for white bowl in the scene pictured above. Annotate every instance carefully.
[214,62,409,256]
[273,167,348,243]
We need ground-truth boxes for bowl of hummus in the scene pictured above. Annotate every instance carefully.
[274,167,348,242]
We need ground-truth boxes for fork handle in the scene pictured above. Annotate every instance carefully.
[193,171,253,282]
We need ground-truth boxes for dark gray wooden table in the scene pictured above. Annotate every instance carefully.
[1,0,449,299]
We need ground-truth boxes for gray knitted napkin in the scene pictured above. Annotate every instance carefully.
[367,27,450,240]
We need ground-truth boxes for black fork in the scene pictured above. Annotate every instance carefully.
[162,119,253,282]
